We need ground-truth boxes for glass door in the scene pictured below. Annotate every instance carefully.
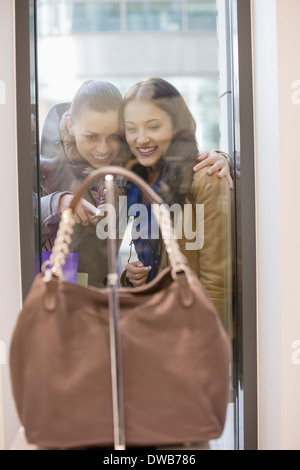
[17,0,258,450]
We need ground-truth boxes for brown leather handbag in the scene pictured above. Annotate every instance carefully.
[9,166,231,450]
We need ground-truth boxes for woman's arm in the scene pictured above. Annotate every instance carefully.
[193,150,233,191]
[41,191,99,246]
[41,192,70,239]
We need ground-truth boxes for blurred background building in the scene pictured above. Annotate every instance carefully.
[36,0,221,151]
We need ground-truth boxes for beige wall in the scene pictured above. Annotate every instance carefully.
[252,0,300,449]
[277,0,300,450]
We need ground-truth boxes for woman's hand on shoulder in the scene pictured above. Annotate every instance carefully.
[59,193,100,226]
[193,150,233,191]
[125,261,152,287]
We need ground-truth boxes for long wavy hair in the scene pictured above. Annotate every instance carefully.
[119,77,199,205]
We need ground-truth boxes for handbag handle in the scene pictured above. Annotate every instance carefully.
[69,165,164,209]
[42,165,188,282]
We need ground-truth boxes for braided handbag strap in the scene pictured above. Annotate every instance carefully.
[42,166,187,282]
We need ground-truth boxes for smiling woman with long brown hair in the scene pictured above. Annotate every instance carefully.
[119,77,232,330]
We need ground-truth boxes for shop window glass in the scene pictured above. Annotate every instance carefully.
[127,1,181,31]
[71,2,120,33]
[187,0,217,31]
[31,0,239,451]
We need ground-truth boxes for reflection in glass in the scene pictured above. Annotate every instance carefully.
[37,0,217,35]
[188,0,217,30]
[127,1,181,31]
[34,0,237,450]
[71,2,120,33]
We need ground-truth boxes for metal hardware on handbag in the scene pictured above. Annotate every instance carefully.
[10,166,231,450]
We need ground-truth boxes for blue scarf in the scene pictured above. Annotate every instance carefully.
[127,178,161,283]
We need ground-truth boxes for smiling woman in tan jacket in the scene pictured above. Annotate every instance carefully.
[119,77,233,330]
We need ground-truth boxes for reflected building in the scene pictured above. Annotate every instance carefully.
[36,0,220,151]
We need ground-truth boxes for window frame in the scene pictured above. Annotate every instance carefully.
[15,0,257,450]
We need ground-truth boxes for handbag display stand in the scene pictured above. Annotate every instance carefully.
[9,166,231,450]
[105,174,126,450]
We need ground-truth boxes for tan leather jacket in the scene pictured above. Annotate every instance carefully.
[177,169,233,331]
[121,165,233,330]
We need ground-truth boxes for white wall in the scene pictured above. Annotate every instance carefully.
[252,0,300,450]
[0,0,23,450]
